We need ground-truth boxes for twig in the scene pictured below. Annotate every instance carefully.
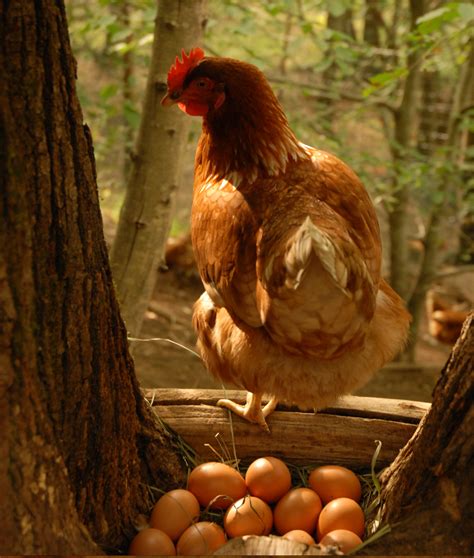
[128,336,201,359]
[267,75,398,113]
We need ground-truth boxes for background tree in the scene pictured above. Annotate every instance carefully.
[0,0,185,553]
[109,0,207,338]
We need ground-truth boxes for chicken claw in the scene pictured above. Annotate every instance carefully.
[217,392,278,432]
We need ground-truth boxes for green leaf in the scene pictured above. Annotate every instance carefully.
[457,2,474,22]
[110,29,133,43]
[369,68,407,86]
[95,14,117,29]
[124,104,141,130]
[432,190,446,205]
[326,0,350,18]
[137,33,154,47]
[416,7,451,25]
[416,5,459,34]
[99,83,119,101]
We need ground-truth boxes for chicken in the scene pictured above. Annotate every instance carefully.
[161,48,411,430]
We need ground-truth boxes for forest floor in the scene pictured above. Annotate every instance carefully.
[131,262,459,404]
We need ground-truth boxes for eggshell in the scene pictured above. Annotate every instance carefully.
[245,456,292,503]
[224,495,273,537]
[274,487,322,535]
[283,529,316,545]
[188,461,247,510]
[128,528,176,556]
[308,465,362,504]
[188,462,247,509]
[317,497,365,539]
[176,521,227,555]
[320,529,363,552]
[149,489,200,541]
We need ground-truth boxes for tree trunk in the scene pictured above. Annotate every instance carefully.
[110,0,207,337]
[363,314,474,555]
[363,0,382,47]
[405,211,444,359]
[405,38,474,359]
[117,0,135,184]
[0,1,185,554]
[327,9,355,39]
[388,0,426,300]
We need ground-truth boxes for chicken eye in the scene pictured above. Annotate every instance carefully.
[196,79,209,88]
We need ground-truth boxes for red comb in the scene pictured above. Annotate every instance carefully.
[167,47,205,90]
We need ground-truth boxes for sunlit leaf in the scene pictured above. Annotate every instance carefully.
[369,68,407,86]
[100,83,119,101]
[326,0,351,18]
[416,7,451,25]
[457,2,474,22]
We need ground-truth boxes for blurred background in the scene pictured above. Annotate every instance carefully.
[66,0,473,401]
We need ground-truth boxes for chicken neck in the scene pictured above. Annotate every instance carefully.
[196,84,309,187]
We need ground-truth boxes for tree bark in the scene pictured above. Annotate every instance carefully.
[363,314,474,555]
[388,0,426,300]
[405,38,474,359]
[110,0,207,337]
[0,1,185,554]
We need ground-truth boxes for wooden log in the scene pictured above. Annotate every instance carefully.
[149,389,430,469]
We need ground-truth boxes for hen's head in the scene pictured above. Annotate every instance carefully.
[161,48,225,116]
[162,48,306,182]
[161,48,281,119]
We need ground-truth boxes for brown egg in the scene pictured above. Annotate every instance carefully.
[308,465,362,504]
[317,497,365,539]
[320,529,363,552]
[188,462,247,509]
[283,529,316,545]
[245,456,292,503]
[224,495,273,538]
[176,521,227,555]
[149,489,200,541]
[128,528,176,556]
[274,487,322,535]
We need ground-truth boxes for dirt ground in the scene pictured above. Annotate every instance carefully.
[131,263,464,404]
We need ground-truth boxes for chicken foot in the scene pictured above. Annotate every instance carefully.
[217,392,278,432]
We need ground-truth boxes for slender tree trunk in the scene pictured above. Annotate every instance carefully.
[405,211,444,359]
[327,9,355,38]
[363,0,382,47]
[363,314,474,555]
[0,1,185,553]
[388,1,426,301]
[405,38,474,359]
[119,0,135,184]
[110,0,207,337]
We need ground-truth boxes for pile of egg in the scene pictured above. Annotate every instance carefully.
[129,457,366,555]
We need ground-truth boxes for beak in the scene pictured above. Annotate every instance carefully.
[161,93,177,107]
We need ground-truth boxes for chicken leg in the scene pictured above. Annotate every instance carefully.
[217,392,278,432]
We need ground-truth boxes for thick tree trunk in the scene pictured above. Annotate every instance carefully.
[0,1,185,554]
[110,0,206,337]
[363,314,474,555]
